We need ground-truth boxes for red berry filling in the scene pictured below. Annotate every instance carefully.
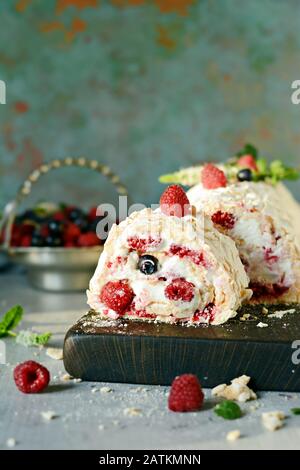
[126,303,157,319]
[160,185,191,217]
[100,280,134,314]
[169,244,206,266]
[211,211,235,230]
[127,236,162,252]
[13,361,50,394]
[201,163,227,189]
[193,303,216,323]
[165,278,195,302]
[264,248,279,265]
[106,256,126,270]
[168,374,204,412]
[250,282,289,300]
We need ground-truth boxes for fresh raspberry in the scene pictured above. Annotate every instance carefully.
[64,241,77,247]
[100,280,134,313]
[63,222,81,245]
[88,206,102,221]
[20,235,32,247]
[78,232,100,247]
[53,211,65,222]
[64,205,76,217]
[237,154,258,171]
[40,224,50,238]
[10,224,22,246]
[211,211,235,229]
[19,223,35,236]
[168,374,204,412]
[201,164,227,189]
[165,278,195,302]
[14,361,50,394]
[160,185,191,217]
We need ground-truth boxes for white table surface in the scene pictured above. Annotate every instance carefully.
[0,271,300,450]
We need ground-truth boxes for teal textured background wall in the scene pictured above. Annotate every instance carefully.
[0,0,300,211]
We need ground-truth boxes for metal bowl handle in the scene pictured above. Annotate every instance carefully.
[1,157,128,250]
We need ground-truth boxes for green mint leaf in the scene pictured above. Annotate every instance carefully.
[291,408,300,415]
[0,305,23,337]
[237,143,258,159]
[214,400,242,420]
[16,330,52,347]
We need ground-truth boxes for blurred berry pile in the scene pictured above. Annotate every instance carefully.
[1,202,108,248]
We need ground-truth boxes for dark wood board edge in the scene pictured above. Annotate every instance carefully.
[63,326,300,391]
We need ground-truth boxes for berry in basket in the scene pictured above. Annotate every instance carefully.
[2,202,107,248]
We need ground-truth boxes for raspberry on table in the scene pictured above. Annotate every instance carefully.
[201,163,227,189]
[13,361,50,394]
[211,211,235,229]
[237,154,258,172]
[165,278,195,302]
[168,374,204,412]
[100,280,134,313]
[160,185,191,217]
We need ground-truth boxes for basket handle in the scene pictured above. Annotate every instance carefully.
[1,157,128,250]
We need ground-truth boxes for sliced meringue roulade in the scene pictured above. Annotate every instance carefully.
[87,187,251,326]
[160,148,300,304]
[188,180,300,303]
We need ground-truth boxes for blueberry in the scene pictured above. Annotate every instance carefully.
[74,217,89,232]
[68,208,84,222]
[45,235,63,247]
[237,168,253,182]
[31,234,45,247]
[48,220,64,234]
[138,255,158,275]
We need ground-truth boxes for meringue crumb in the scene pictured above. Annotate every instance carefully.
[262,307,269,315]
[100,386,112,393]
[61,373,72,381]
[240,313,250,322]
[212,375,257,402]
[41,411,58,421]
[250,403,260,411]
[6,438,16,448]
[257,322,268,328]
[46,348,63,360]
[226,430,241,441]
[91,387,99,393]
[268,309,295,319]
[262,411,285,431]
[123,407,142,417]
[73,378,82,383]
[98,424,105,431]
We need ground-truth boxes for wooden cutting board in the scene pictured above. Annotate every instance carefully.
[63,305,300,391]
